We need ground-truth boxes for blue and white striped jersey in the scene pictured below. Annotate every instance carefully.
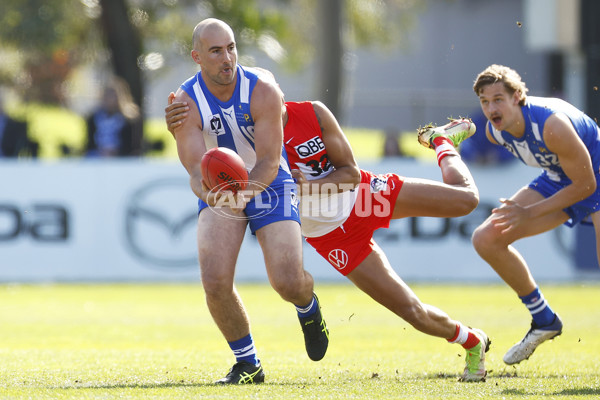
[488,96,600,184]
[180,64,291,178]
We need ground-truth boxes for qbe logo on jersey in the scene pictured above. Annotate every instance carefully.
[294,136,325,158]
[328,249,348,271]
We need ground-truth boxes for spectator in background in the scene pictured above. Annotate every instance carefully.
[0,92,36,158]
[459,110,514,166]
[85,77,140,157]
[382,127,413,158]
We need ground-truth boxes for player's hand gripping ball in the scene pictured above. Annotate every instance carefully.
[200,147,249,193]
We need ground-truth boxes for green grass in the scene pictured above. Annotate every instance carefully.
[1,283,599,399]
[341,127,432,161]
[8,103,428,161]
[135,122,432,161]
[14,104,87,158]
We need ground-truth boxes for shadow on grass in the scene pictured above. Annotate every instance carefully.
[502,387,600,397]
[553,388,600,396]
[54,380,316,390]
[58,382,211,390]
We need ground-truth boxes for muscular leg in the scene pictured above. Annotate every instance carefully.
[346,243,456,339]
[197,208,249,342]
[257,220,314,306]
[392,154,479,219]
[474,187,568,365]
[258,220,329,362]
[471,187,568,296]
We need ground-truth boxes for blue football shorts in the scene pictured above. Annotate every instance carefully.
[529,171,600,227]
[198,175,300,234]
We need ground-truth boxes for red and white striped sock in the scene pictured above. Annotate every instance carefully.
[447,323,481,349]
[432,136,460,166]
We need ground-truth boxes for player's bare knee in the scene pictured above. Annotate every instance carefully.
[270,272,312,303]
[271,279,307,302]
[202,271,231,290]
[471,224,497,254]
[200,266,234,296]
[457,190,479,215]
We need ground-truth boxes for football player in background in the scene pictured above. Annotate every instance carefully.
[472,64,600,365]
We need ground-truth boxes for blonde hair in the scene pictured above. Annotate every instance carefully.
[473,64,528,106]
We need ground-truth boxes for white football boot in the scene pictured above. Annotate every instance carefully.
[503,315,563,365]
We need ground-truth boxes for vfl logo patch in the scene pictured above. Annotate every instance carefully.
[328,249,348,271]
[503,143,517,157]
[294,136,325,159]
[209,114,225,136]
[370,176,388,193]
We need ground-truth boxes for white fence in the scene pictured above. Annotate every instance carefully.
[0,158,596,283]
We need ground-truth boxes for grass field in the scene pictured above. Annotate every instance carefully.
[1,283,599,399]
[8,102,429,161]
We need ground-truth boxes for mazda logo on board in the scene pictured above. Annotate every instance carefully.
[125,178,198,268]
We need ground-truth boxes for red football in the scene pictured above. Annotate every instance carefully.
[200,147,248,193]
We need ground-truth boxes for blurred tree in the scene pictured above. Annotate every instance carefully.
[0,0,95,103]
[0,0,295,154]
[319,0,422,121]
[0,0,421,152]
[318,0,343,120]
[98,0,144,155]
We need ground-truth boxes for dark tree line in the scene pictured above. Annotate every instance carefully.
[0,0,421,154]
